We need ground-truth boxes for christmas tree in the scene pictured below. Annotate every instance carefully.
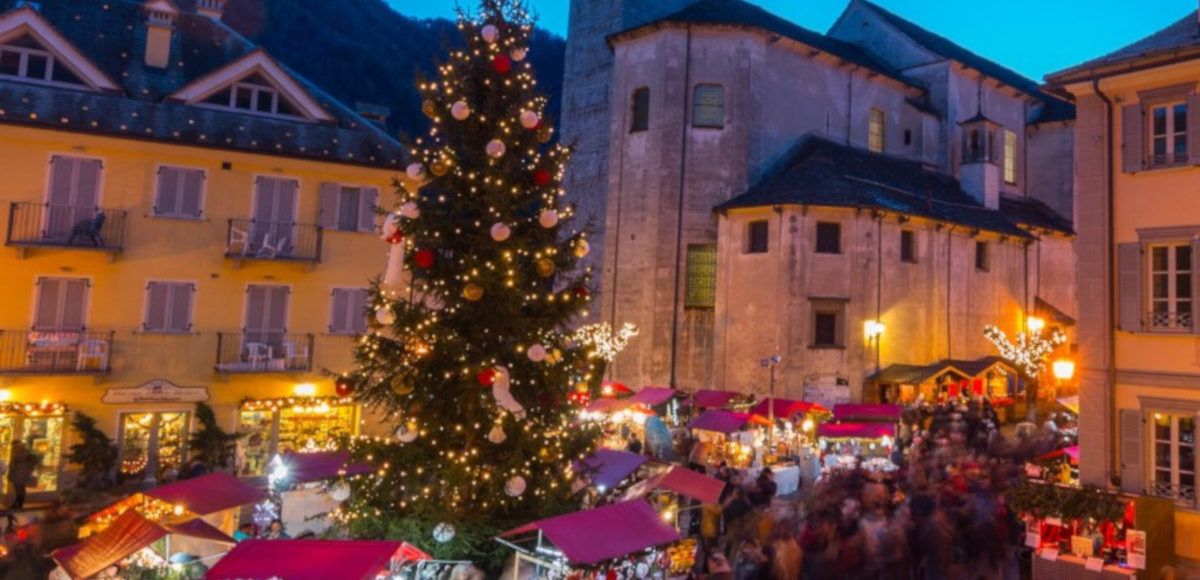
[334,0,601,567]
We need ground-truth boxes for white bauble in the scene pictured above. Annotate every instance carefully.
[510,47,527,62]
[400,202,420,219]
[538,209,559,229]
[328,483,351,502]
[395,424,418,443]
[432,522,456,543]
[481,24,499,43]
[527,344,547,363]
[490,222,511,242]
[574,239,590,258]
[519,110,540,129]
[405,163,426,180]
[488,424,507,444]
[451,101,470,121]
[505,476,526,497]
[486,139,506,159]
[375,307,395,326]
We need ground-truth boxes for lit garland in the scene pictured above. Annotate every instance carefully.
[239,396,355,412]
[0,401,67,416]
[983,324,1066,378]
[573,322,639,362]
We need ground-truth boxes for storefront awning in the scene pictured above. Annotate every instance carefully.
[817,422,896,440]
[832,404,902,422]
[281,451,375,484]
[145,472,268,516]
[53,510,233,579]
[1035,445,1080,464]
[688,410,749,434]
[205,539,426,580]
[628,387,677,407]
[750,398,828,419]
[689,390,739,409]
[623,466,725,505]
[1057,395,1079,414]
[575,449,648,489]
[498,500,680,566]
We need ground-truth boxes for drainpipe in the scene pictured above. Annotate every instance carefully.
[876,213,883,400]
[846,65,860,146]
[668,26,693,389]
[1093,77,1118,485]
[946,226,953,358]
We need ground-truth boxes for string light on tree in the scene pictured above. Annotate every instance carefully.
[984,316,1067,422]
[574,322,640,362]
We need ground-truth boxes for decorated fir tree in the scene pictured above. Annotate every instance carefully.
[334,0,601,566]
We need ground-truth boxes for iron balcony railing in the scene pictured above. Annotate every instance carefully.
[6,202,127,252]
[1148,310,1192,331]
[1149,481,1196,507]
[0,329,114,374]
[215,332,313,373]
[225,219,323,263]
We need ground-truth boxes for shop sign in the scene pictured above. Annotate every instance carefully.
[1125,529,1146,570]
[102,380,210,404]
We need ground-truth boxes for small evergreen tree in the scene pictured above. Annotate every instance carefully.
[67,411,117,491]
[187,402,240,473]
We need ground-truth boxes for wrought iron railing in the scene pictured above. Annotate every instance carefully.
[215,332,313,373]
[6,202,127,251]
[1148,310,1192,330]
[0,329,113,374]
[1149,481,1196,506]
[1150,151,1189,167]
[225,219,322,263]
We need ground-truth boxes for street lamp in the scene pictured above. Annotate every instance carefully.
[1052,359,1076,381]
[1027,316,1045,334]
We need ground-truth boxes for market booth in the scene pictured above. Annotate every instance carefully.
[497,500,687,579]
[206,539,430,580]
[576,449,649,491]
[687,410,765,469]
[689,390,739,411]
[83,472,266,538]
[816,422,897,474]
[274,451,374,537]
[52,510,234,579]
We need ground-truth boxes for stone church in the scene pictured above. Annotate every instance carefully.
[562,0,1077,405]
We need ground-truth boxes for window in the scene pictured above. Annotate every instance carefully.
[319,183,378,233]
[0,35,82,85]
[237,402,358,476]
[329,288,368,335]
[1149,244,1192,330]
[1150,413,1196,505]
[747,220,769,254]
[143,281,195,333]
[630,87,649,133]
[816,222,841,254]
[964,127,993,163]
[1150,103,1188,167]
[868,108,885,153]
[203,74,299,117]
[45,155,101,243]
[154,166,205,219]
[244,284,289,349]
[903,129,912,146]
[810,299,846,348]
[34,277,88,331]
[685,244,717,308]
[692,84,724,128]
[119,411,189,483]
[1003,130,1017,184]
[900,230,916,263]
[975,241,989,272]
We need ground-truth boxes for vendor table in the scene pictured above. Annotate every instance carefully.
[1032,553,1137,580]
[738,464,801,496]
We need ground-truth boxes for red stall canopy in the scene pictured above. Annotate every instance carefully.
[280,451,375,484]
[623,466,725,505]
[628,387,677,407]
[690,390,739,409]
[53,511,233,579]
[585,398,632,414]
[205,539,425,580]
[750,398,828,419]
[1035,445,1080,464]
[687,410,760,434]
[832,403,903,422]
[817,422,896,440]
[499,501,680,565]
[144,472,267,516]
[576,449,648,489]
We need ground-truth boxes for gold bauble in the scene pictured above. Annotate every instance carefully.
[421,99,437,118]
[573,240,590,258]
[537,125,553,143]
[535,258,555,278]
[463,283,484,301]
[391,376,414,396]
[430,159,450,176]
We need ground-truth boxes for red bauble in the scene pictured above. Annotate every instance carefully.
[385,230,403,244]
[335,380,355,398]
[492,54,512,74]
[414,249,435,269]
[575,286,589,297]
[533,169,552,187]
[477,368,497,387]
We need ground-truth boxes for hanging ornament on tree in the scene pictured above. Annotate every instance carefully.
[486,139,506,159]
[574,240,590,258]
[430,159,450,177]
[487,424,507,444]
[477,368,497,387]
[492,54,512,74]
[510,47,527,62]
[519,110,540,129]
[527,344,547,363]
[405,163,426,181]
[391,375,414,396]
[421,99,437,118]
[432,522,456,543]
[380,214,405,292]
[537,124,553,143]
[395,421,419,443]
[480,24,500,43]
[575,286,590,298]
[375,307,395,326]
[535,258,555,278]
[462,283,484,302]
[491,366,526,419]
[414,249,435,269]
[451,100,470,121]
[533,168,552,187]
[538,209,559,228]
[490,222,511,242]
[328,483,351,502]
[400,202,420,219]
[335,379,355,398]
[505,476,527,497]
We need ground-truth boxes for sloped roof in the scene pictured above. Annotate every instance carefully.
[1048,10,1200,81]
[143,472,267,516]
[206,539,421,580]
[612,0,919,90]
[0,0,406,168]
[499,501,681,565]
[53,511,233,580]
[998,195,1073,234]
[717,134,1033,238]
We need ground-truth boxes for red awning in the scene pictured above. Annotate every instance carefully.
[623,466,725,505]
[832,403,903,422]
[144,472,268,516]
[628,387,677,407]
[53,511,233,579]
[576,449,648,489]
[1035,445,1080,464]
[205,539,424,580]
[817,422,896,440]
[601,380,632,395]
[690,390,738,409]
[688,409,753,434]
[281,451,375,484]
[750,398,828,419]
[585,398,632,414]
[499,501,680,565]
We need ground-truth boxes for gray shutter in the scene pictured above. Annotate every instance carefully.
[33,278,62,331]
[1122,105,1143,173]
[329,289,349,333]
[351,289,368,333]
[244,285,267,333]
[1118,243,1143,332]
[1189,94,1200,165]
[180,169,204,217]
[358,187,379,233]
[60,279,87,331]
[145,282,169,331]
[1120,409,1144,494]
[169,283,194,332]
[1193,239,1200,333]
[155,167,180,216]
[46,157,75,238]
[276,180,298,244]
[318,182,340,229]
[266,286,289,332]
[75,159,101,208]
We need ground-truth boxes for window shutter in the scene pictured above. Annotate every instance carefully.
[75,159,101,208]
[358,188,379,233]
[1120,409,1144,494]
[181,169,204,217]
[169,283,194,332]
[1122,105,1143,173]
[1193,239,1200,333]
[351,289,368,333]
[277,180,298,223]
[266,286,289,333]
[144,282,169,331]
[34,278,62,330]
[329,289,349,333]
[156,167,181,216]
[60,278,87,331]
[1118,243,1143,332]
[244,285,267,333]
[318,182,339,229]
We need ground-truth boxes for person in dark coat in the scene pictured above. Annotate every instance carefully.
[7,443,35,509]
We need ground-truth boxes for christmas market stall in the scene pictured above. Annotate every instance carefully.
[270,450,374,537]
[622,465,725,531]
[52,510,235,579]
[686,410,770,470]
[815,422,897,475]
[205,539,432,580]
[1029,445,1080,486]
[575,449,649,493]
[496,500,685,579]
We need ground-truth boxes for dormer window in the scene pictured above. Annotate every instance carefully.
[203,73,299,117]
[0,34,83,85]
[960,114,998,164]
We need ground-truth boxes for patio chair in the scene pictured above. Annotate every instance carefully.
[76,338,109,371]
[283,341,309,370]
[68,212,106,247]
[244,342,271,370]
[227,226,250,256]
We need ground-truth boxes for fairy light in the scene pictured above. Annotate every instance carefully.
[573,322,639,362]
[983,323,1067,378]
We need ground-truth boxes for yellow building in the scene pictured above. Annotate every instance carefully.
[0,0,405,493]
[1049,9,1200,563]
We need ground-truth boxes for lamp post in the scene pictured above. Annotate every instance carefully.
[761,354,782,450]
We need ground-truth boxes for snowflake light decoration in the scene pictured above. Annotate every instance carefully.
[573,322,639,362]
[983,324,1066,378]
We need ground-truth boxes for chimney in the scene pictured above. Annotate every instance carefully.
[195,0,227,20]
[142,0,178,69]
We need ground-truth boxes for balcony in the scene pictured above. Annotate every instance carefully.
[0,329,113,374]
[215,332,313,373]
[6,202,127,255]
[225,219,323,264]
[1148,311,1192,332]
